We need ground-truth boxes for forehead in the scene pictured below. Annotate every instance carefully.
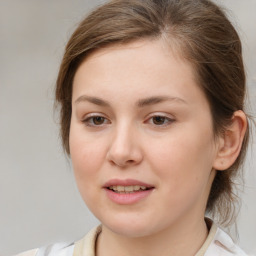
[72,39,206,107]
[75,38,191,76]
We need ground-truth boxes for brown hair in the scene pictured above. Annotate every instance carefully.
[55,0,249,225]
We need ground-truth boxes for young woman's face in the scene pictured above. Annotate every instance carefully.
[70,39,219,237]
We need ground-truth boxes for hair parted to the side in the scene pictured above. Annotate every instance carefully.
[55,0,250,226]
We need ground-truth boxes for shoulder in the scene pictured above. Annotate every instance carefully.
[15,249,38,256]
[36,226,101,255]
[205,225,249,256]
[14,242,74,256]
[13,226,101,256]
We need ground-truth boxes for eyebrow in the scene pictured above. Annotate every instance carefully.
[136,96,187,107]
[75,95,111,107]
[74,95,187,107]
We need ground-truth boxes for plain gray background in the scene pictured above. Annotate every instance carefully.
[0,1,255,255]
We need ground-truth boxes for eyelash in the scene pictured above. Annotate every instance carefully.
[82,114,110,127]
[146,115,174,127]
[82,114,174,127]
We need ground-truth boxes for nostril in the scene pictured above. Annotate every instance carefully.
[106,143,143,167]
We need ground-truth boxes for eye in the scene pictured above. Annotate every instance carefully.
[152,116,167,125]
[147,114,174,126]
[82,115,109,127]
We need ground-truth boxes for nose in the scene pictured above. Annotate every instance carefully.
[106,124,143,168]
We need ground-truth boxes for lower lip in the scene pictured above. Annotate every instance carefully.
[104,188,153,205]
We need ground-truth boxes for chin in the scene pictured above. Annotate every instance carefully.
[100,214,163,238]
[108,224,152,238]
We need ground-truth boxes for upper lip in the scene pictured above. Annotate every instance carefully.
[103,179,154,188]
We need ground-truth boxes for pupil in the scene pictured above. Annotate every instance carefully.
[93,116,104,125]
[153,116,165,125]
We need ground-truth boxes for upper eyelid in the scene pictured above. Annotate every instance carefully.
[82,112,109,120]
[80,112,175,122]
[147,116,174,123]
[81,112,175,118]
[146,112,175,120]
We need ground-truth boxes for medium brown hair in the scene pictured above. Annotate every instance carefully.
[55,0,249,225]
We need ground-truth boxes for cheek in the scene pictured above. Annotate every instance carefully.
[69,125,106,191]
[146,127,215,191]
[147,134,215,217]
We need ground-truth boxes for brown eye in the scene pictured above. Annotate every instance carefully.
[82,115,109,127]
[152,116,167,125]
[92,116,106,125]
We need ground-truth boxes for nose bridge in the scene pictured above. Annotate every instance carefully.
[107,120,142,167]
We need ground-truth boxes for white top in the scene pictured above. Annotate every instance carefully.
[16,222,249,256]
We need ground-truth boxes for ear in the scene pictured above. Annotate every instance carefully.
[213,110,247,171]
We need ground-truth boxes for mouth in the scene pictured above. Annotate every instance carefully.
[103,179,154,204]
[107,185,153,194]
[103,179,154,194]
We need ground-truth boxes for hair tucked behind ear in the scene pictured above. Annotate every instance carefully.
[55,0,250,226]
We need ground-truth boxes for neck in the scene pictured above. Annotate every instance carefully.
[96,216,208,256]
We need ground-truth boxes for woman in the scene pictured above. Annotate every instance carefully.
[17,0,251,255]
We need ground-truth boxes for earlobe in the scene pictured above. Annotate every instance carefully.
[213,110,247,171]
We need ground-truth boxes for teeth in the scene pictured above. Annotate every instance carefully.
[109,185,148,193]
[124,186,133,192]
[134,185,140,191]
[117,185,125,192]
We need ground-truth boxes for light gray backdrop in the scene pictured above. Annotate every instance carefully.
[0,1,255,255]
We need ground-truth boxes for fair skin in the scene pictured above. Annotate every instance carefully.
[69,39,247,256]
